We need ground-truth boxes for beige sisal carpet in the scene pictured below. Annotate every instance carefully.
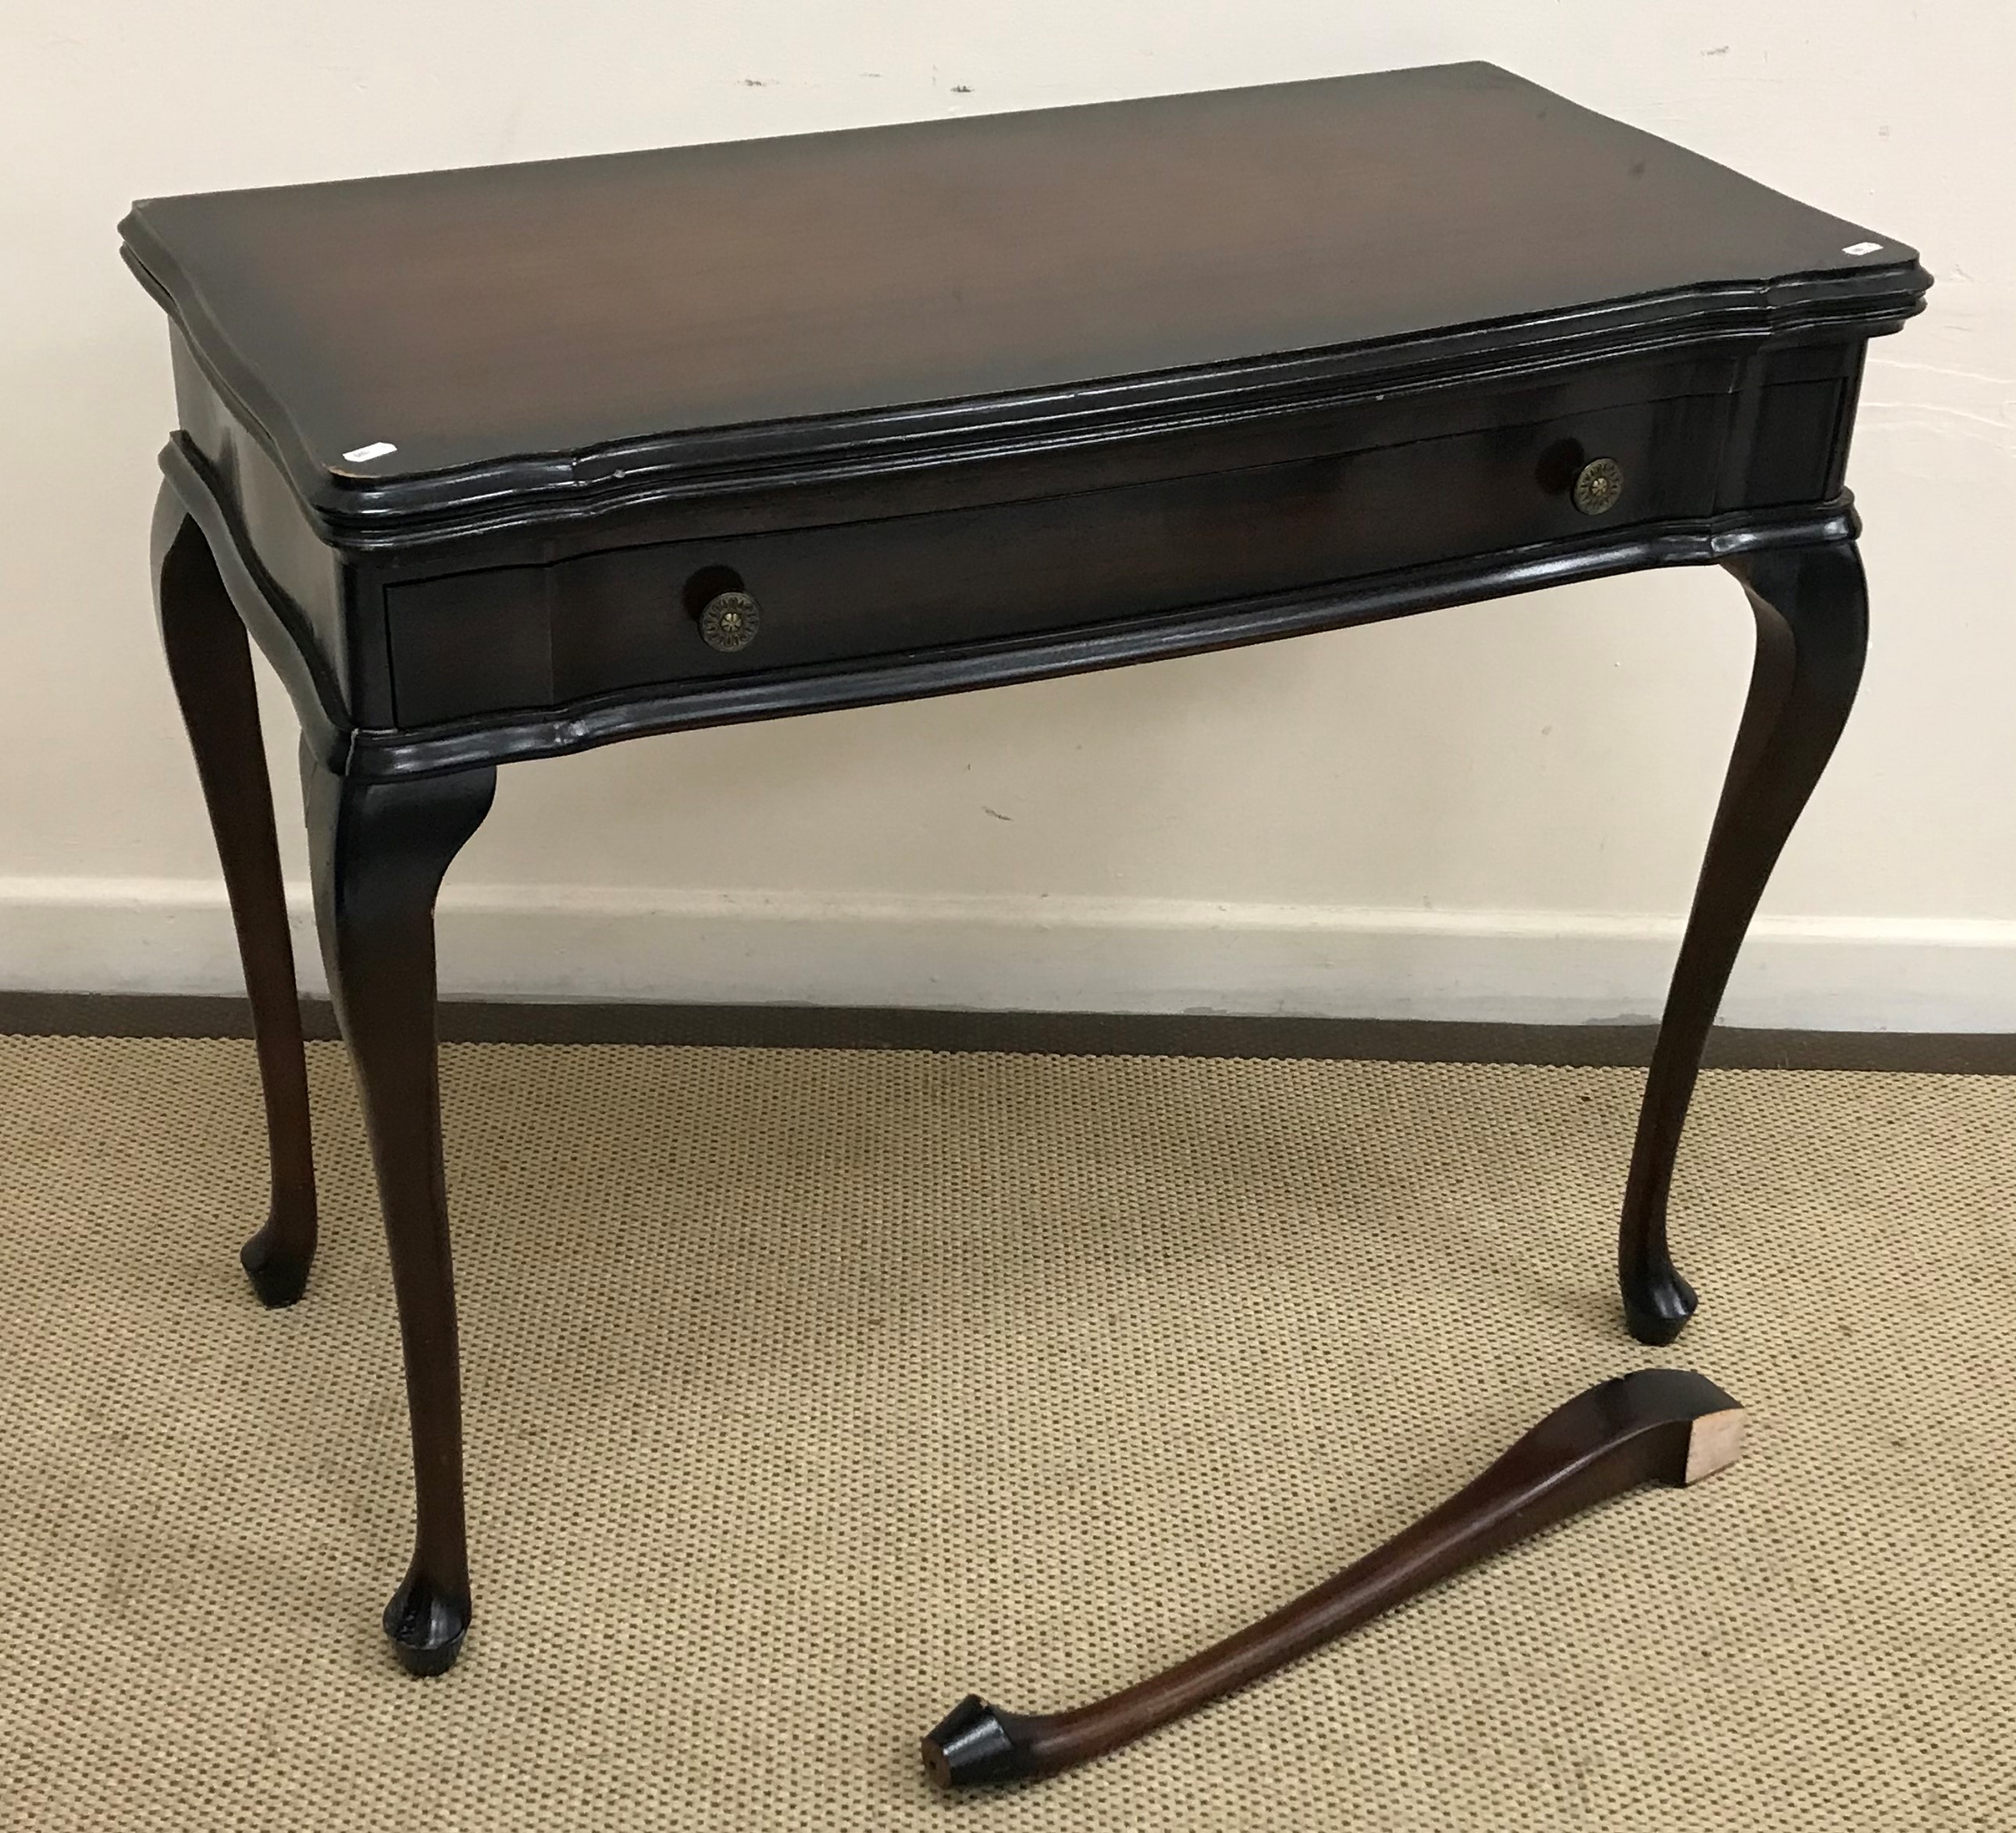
[0,1034,2010,1831]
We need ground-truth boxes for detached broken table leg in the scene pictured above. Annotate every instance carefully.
[924,1368,1747,1788]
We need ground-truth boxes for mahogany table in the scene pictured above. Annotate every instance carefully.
[122,62,1928,1675]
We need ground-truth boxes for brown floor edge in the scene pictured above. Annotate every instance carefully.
[2,990,2012,1072]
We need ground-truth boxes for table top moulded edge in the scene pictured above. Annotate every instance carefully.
[123,66,1931,783]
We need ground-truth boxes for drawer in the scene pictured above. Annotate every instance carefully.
[386,392,1733,728]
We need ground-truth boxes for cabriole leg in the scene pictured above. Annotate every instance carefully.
[1619,540,1868,1343]
[153,483,318,1305]
[302,743,496,1674]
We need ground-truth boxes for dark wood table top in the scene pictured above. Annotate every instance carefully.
[123,62,1924,537]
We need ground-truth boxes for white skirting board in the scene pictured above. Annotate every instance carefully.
[2,875,2014,1032]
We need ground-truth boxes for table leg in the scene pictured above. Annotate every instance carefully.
[924,1369,1747,1787]
[152,484,319,1306]
[301,743,495,1674]
[1619,539,1868,1343]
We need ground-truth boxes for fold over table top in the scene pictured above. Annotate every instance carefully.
[122,62,1925,538]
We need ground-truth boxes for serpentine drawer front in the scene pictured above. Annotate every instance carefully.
[385,386,1765,726]
[376,335,1858,728]
[123,61,1925,1678]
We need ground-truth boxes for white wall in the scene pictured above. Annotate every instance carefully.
[2,3,2011,1026]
